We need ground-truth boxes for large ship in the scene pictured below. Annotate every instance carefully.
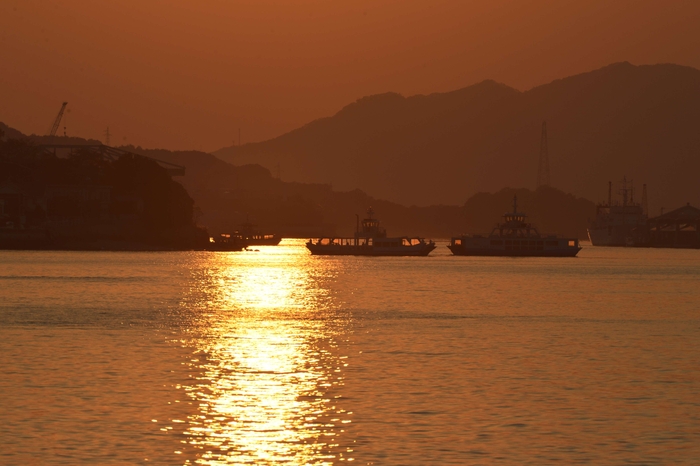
[587,178,647,246]
[447,195,581,257]
[306,207,436,256]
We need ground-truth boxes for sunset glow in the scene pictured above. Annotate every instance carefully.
[3,1,700,463]
[2,1,700,149]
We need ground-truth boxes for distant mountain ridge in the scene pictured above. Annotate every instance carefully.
[120,147,597,239]
[215,62,700,214]
[1,123,595,238]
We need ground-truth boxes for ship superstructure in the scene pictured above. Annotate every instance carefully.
[448,195,581,257]
[587,178,647,246]
[306,207,436,256]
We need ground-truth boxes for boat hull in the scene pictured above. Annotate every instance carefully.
[243,236,281,246]
[448,236,581,257]
[587,227,636,246]
[307,243,436,256]
[447,245,580,257]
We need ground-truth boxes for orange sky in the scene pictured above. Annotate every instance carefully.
[1,0,699,151]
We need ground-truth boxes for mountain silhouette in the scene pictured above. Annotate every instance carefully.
[214,62,700,215]
[0,123,595,239]
[130,147,594,239]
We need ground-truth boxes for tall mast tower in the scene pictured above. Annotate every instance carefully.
[537,121,550,188]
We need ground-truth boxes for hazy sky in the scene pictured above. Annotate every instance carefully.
[1,0,699,151]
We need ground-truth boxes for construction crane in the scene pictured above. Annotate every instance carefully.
[48,102,68,136]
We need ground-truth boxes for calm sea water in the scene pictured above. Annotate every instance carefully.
[1,240,699,465]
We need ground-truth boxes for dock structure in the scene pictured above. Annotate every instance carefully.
[37,144,185,177]
[640,204,700,248]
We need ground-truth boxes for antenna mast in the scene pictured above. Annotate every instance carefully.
[641,184,648,216]
[537,121,550,188]
[619,176,630,207]
[103,127,111,146]
[48,102,68,136]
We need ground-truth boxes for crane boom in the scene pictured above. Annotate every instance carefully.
[48,102,68,136]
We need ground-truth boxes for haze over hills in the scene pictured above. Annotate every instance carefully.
[120,148,596,239]
[215,62,700,215]
[1,121,595,239]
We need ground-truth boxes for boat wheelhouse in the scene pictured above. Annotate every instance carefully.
[448,195,581,257]
[306,207,436,256]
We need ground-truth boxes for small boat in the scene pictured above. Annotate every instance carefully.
[448,195,582,257]
[306,207,436,256]
[207,233,248,251]
[234,222,281,246]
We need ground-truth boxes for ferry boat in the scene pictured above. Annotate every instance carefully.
[587,178,647,246]
[448,195,581,257]
[306,207,436,256]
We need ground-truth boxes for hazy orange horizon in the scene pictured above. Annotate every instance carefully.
[1,0,699,152]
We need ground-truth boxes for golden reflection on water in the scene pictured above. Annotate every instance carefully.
[181,244,354,464]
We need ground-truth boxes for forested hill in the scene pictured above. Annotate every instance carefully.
[126,147,595,239]
[215,62,700,215]
[0,122,25,140]
[2,124,595,239]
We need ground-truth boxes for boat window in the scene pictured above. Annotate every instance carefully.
[454,239,462,245]
[568,240,576,247]
[490,240,503,245]
[546,240,558,246]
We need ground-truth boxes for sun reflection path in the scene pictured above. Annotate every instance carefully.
[180,242,355,465]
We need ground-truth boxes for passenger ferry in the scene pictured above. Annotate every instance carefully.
[306,208,436,256]
[448,196,582,257]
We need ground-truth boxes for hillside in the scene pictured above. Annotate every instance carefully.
[2,124,595,240]
[215,62,700,215]
[127,147,594,239]
[0,138,205,249]
[0,122,25,140]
